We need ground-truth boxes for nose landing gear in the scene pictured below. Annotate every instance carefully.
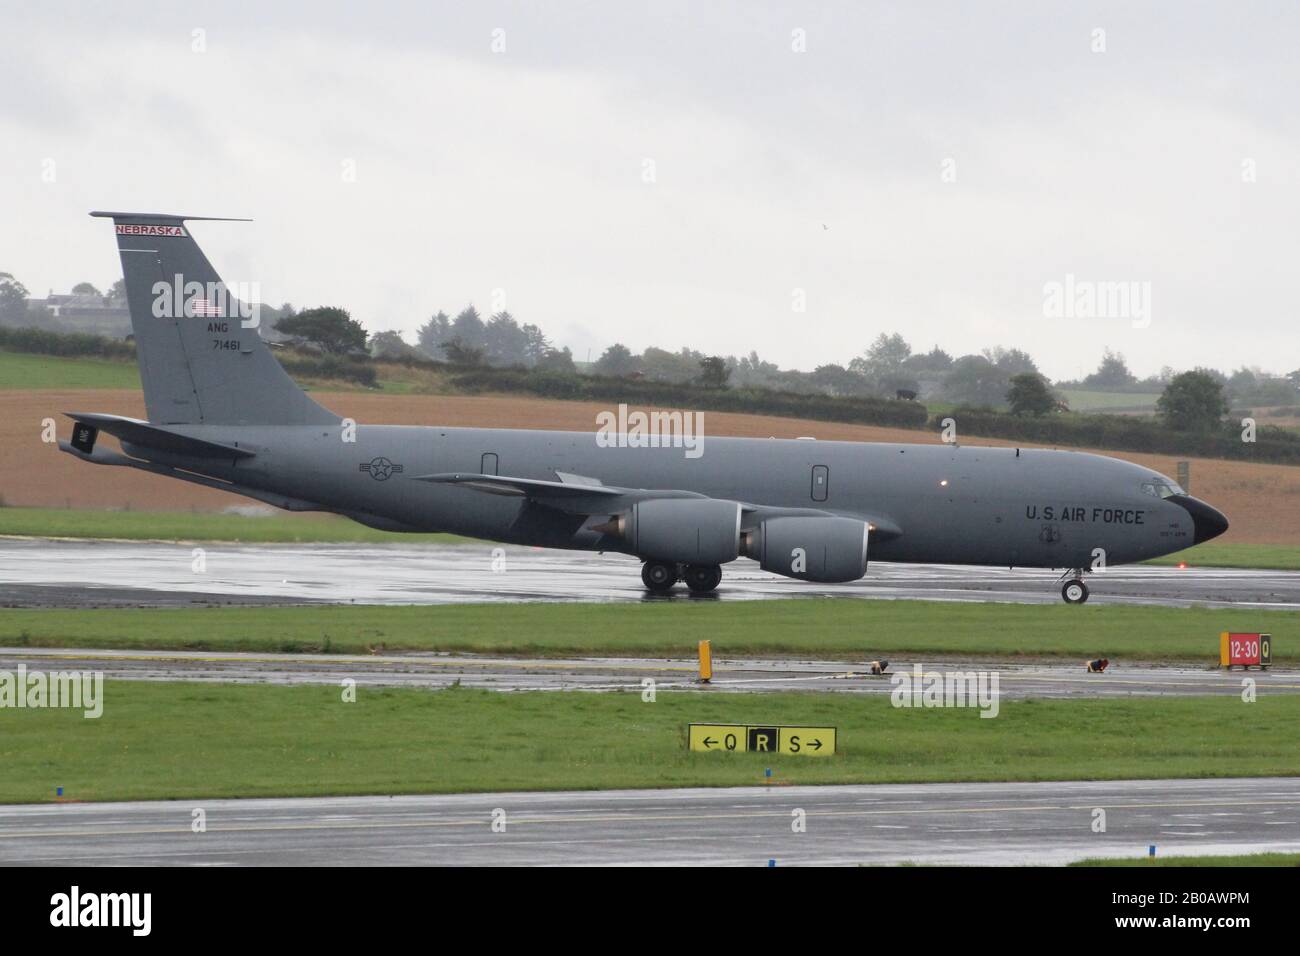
[1060,575,1090,604]
[641,561,723,594]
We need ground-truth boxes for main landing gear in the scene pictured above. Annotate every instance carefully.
[1060,574,1090,604]
[641,560,723,594]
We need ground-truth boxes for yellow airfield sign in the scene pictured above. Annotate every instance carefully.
[688,723,837,756]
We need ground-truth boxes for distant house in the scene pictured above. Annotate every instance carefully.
[26,291,132,338]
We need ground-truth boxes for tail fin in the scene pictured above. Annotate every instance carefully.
[92,211,339,426]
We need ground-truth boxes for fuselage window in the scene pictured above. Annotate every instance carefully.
[811,464,829,502]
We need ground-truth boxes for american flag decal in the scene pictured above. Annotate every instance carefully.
[189,297,223,317]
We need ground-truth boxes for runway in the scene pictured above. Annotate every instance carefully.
[2,646,1295,697]
[3,538,1299,609]
[3,777,1297,866]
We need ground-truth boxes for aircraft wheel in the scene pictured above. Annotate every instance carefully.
[1061,579,1089,604]
[641,560,678,592]
[683,564,723,593]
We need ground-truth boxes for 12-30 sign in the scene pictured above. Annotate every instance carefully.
[1220,632,1272,669]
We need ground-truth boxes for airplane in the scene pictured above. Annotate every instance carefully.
[60,211,1229,604]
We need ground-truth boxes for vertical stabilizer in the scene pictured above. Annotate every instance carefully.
[91,211,339,426]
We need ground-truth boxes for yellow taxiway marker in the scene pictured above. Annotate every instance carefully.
[688,723,837,756]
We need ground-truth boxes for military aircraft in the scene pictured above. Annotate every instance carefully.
[61,211,1228,603]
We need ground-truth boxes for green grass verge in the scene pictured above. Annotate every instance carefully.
[1057,388,1160,413]
[0,350,140,389]
[1,600,1294,660]
[1071,853,1300,867]
[0,507,471,544]
[0,348,440,394]
[1144,543,1300,571]
[2,683,1296,803]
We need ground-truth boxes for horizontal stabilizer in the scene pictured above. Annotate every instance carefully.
[64,412,256,459]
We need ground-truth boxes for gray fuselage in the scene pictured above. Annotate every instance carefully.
[131,423,1217,570]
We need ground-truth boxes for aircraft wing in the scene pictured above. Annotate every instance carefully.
[409,470,902,538]
[407,471,707,507]
[409,472,630,498]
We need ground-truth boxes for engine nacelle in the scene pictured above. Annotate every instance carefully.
[742,516,869,583]
[617,498,742,565]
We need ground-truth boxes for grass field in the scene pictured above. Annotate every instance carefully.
[0,348,434,394]
[1143,542,1300,571]
[1071,853,1300,867]
[0,350,141,390]
[1058,389,1160,413]
[2,682,1296,803]
[2,600,1293,660]
[0,506,470,544]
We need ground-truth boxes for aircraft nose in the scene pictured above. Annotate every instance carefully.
[1169,494,1229,544]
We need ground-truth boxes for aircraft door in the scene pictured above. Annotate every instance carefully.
[481,452,499,476]
[811,464,829,502]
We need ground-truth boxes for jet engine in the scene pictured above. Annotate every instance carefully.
[741,516,869,582]
[600,498,742,565]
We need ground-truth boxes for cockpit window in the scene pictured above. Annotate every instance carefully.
[1141,479,1182,498]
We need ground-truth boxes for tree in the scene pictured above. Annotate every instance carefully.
[904,346,953,373]
[983,346,1039,376]
[0,273,30,325]
[1084,348,1136,388]
[1157,370,1229,431]
[273,306,368,355]
[731,351,782,388]
[811,363,868,396]
[641,346,701,383]
[368,330,420,360]
[1007,372,1058,416]
[521,324,550,366]
[941,354,1011,407]
[594,343,640,377]
[850,332,911,379]
[1224,366,1296,407]
[449,305,486,353]
[71,282,102,297]
[535,346,575,373]
[697,355,731,388]
[416,311,451,359]
[484,311,529,366]
[107,278,127,301]
[442,339,486,365]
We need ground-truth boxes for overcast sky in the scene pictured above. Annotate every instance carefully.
[2,0,1297,381]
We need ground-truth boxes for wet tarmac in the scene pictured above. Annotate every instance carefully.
[3,538,1298,609]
